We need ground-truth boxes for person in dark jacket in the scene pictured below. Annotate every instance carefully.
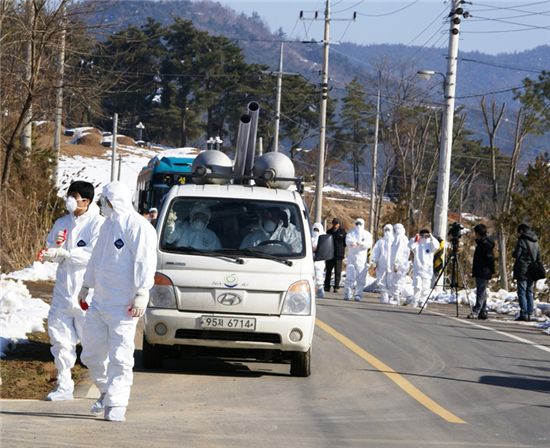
[324,218,347,293]
[468,224,495,320]
[512,224,541,321]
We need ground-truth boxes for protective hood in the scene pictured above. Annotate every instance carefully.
[355,218,365,227]
[101,181,134,215]
[383,224,393,240]
[521,230,538,243]
[191,202,211,221]
[312,222,325,234]
[393,223,405,236]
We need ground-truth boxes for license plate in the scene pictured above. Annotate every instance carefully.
[200,316,256,331]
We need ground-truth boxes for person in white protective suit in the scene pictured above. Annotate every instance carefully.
[171,202,221,250]
[388,223,411,305]
[371,224,394,303]
[79,181,157,422]
[344,218,373,301]
[408,229,440,307]
[240,208,302,252]
[311,222,326,298]
[38,181,104,401]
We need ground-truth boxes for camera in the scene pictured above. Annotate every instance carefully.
[448,222,469,240]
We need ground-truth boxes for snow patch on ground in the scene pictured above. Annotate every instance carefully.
[6,261,57,282]
[0,276,50,357]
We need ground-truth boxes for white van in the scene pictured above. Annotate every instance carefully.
[143,183,318,376]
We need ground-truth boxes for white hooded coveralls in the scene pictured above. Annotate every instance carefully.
[46,204,104,394]
[240,212,302,252]
[344,219,373,300]
[371,224,394,303]
[388,223,410,304]
[408,234,440,305]
[311,223,326,290]
[81,182,157,408]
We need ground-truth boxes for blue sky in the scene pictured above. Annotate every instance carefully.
[216,1,550,55]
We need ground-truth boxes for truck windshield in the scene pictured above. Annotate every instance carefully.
[160,198,305,258]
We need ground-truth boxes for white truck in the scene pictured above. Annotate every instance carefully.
[142,103,330,376]
[143,182,318,376]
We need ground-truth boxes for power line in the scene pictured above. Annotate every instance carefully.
[469,14,550,30]
[469,9,550,19]
[460,57,544,74]
[356,1,418,17]
[333,0,364,14]
[473,0,550,13]
[455,85,525,99]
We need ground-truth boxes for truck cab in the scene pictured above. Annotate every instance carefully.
[143,183,316,376]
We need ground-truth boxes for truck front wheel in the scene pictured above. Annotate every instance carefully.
[290,348,311,377]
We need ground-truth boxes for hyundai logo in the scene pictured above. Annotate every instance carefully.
[217,293,242,306]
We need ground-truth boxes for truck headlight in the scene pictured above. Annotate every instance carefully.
[149,273,177,309]
[282,280,312,315]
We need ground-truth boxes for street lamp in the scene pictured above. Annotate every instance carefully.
[135,122,145,143]
[207,136,223,150]
[206,137,215,150]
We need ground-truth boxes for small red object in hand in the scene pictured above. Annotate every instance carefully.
[56,229,68,246]
[415,234,420,243]
[79,300,89,311]
[37,248,47,262]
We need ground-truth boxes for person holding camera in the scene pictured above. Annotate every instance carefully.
[512,224,541,321]
[469,224,495,320]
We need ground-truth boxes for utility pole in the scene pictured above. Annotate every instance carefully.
[304,1,356,222]
[117,154,122,181]
[52,6,66,186]
[273,42,284,152]
[369,70,381,236]
[432,0,463,242]
[314,1,330,223]
[21,0,35,157]
[110,113,118,182]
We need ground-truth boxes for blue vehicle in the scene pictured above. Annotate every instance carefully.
[135,148,200,213]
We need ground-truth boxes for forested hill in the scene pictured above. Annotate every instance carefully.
[84,1,548,95]
[82,0,549,159]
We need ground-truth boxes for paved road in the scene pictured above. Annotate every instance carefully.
[2,294,549,447]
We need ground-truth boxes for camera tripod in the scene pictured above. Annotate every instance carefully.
[418,239,473,317]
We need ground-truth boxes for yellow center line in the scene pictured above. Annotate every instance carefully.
[316,318,466,424]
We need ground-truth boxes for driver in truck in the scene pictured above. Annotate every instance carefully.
[240,207,301,251]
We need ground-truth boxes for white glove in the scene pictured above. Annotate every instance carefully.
[166,210,177,233]
[130,289,149,318]
[41,247,70,262]
[78,287,90,311]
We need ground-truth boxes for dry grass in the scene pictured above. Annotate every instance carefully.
[0,151,63,272]
[0,281,88,400]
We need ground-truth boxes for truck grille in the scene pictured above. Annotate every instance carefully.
[175,329,281,344]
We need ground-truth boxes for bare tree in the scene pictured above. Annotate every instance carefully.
[480,96,538,289]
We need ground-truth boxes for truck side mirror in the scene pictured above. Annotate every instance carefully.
[314,234,334,261]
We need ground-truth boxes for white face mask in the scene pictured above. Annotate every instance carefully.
[191,219,207,231]
[263,220,276,232]
[65,196,78,214]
